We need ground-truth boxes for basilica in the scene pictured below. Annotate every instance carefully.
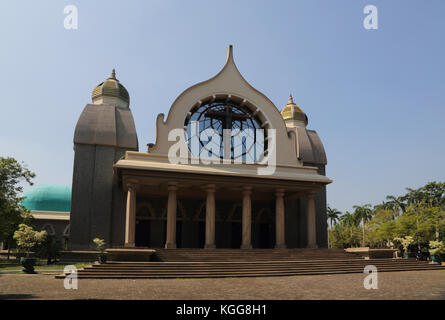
[26,46,332,251]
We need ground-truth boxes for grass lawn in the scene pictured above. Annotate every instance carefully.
[0,259,91,271]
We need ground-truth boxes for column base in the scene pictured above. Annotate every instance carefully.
[240,244,252,249]
[204,244,216,249]
[274,244,286,249]
[124,243,135,248]
[306,244,318,249]
[165,243,177,249]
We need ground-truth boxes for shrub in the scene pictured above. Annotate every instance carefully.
[13,224,47,257]
[93,238,106,253]
[428,241,445,257]
[394,236,414,251]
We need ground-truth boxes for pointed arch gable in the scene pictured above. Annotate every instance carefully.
[149,46,298,166]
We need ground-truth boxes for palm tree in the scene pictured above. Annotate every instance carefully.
[327,206,341,249]
[385,195,406,218]
[352,204,373,247]
[327,206,341,228]
[340,211,355,227]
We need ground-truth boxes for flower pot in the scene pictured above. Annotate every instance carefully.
[431,255,442,265]
[403,252,409,259]
[20,257,37,274]
[98,253,107,264]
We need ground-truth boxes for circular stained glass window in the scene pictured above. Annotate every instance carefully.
[184,99,267,162]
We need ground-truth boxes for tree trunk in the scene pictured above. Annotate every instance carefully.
[362,218,365,247]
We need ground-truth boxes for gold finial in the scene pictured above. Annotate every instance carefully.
[110,68,116,79]
[288,94,294,105]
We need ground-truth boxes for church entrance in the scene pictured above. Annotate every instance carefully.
[252,206,275,248]
[135,219,150,247]
[230,222,242,248]
[259,222,274,248]
[198,221,205,248]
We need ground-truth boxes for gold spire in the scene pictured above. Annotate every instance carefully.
[109,68,116,79]
[288,94,294,105]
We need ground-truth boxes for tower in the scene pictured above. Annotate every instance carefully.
[69,70,138,250]
[281,95,328,247]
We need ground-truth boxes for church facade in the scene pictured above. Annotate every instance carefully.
[69,46,331,250]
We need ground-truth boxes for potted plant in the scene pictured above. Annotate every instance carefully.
[13,224,47,273]
[428,241,445,265]
[394,236,414,259]
[93,238,107,263]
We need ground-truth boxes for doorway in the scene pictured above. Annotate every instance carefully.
[135,219,151,247]
[230,222,242,248]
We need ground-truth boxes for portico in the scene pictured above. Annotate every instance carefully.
[117,151,328,249]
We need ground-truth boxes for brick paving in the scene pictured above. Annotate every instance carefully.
[0,270,445,300]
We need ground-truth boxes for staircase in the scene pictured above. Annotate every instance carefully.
[152,248,361,261]
[55,249,445,279]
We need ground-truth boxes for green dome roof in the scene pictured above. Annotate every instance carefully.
[92,69,130,106]
[22,185,71,212]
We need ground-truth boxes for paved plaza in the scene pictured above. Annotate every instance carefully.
[0,270,445,300]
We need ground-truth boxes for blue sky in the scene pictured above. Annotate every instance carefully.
[0,0,444,214]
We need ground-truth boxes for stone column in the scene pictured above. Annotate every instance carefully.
[124,183,136,247]
[306,191,318,248]
[205,184,216,249]
[165,182,177,249]
[275,189,286,249]
[241,186,252,249]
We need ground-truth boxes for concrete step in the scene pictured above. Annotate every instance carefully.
[82,265,441,274]
[93,258,425,267]
[56,265,445,279]
[85,262,428,270]
[53,248,443,279]
[151,248,362,262]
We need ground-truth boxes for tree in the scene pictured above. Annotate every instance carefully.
[0,157,35,258]
[340,211,355,227]
[365,209,395,247]
[330,181,444,250]
[327,206,341,228]
[326,206,341,248]
[353,204,373,247]
[13,224,47,257]
[385,195,406,216]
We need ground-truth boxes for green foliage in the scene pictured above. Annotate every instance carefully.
[428,241,445,257]
[394,236,414,250]
[93,238,106,252]
[13,224,47,257]
[0,157,35,250]
[329,181,445,253]
[327,206,341,227]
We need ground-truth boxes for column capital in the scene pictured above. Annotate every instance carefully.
[168,182,177,191]
[242,186,252,195]
[275,188,285,197]
[126,182,137,191]
[204,184,216,193]
[307,190,317,198]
